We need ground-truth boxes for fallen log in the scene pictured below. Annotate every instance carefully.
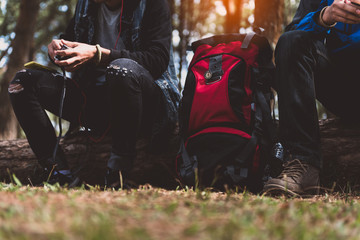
[1,118,360,190]
[320,118,360,191]
[0,129,181,189]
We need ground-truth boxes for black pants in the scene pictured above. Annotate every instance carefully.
[275,30,360,169]
[9,58,161,167]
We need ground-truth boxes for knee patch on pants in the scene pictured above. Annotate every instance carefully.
[8,69,30,94]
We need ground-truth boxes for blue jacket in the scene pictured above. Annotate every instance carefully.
[294,0,360,53]
[64,0,180,147]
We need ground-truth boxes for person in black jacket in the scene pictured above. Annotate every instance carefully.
[263,0,360,196]
[8,0,180,187]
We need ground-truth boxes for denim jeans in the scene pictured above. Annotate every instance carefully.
[275,30,360,169]
[9,58,161,168]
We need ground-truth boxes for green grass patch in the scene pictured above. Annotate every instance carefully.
[0,183,360,239]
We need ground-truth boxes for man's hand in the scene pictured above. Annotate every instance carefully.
[48,39,64,61]
[322,0,360,25]
[53,39,97,72]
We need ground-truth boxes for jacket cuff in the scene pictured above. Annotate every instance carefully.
[109,49,122,61]
[295,10,328,34]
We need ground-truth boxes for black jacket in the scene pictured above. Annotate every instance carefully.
[60,0,181,149]
[61,0,173,80]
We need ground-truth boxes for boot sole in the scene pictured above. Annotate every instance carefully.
[263,184,320,198]
[262,183,302,197]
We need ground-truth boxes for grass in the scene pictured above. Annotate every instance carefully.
[1,183,360,240]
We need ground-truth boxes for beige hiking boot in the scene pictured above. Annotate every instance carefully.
[263,159,320,197]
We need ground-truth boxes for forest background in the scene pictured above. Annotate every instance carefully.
[0,0,302,141]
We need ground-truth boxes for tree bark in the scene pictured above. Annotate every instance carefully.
[222,0,243,33]
[1,119,360,190]
[0,0,40,140]
[319,119,360,190]
[0,131,181,189]
[254,0,284,46]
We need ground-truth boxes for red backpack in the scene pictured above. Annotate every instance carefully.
[176,32,276,192]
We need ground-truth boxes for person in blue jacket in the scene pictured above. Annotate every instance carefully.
[263,0,360,196]
[8,0,180,187]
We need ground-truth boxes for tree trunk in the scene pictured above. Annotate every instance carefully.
[0,0,40,140]
[319,119,360,190]
[254,0,284,46]
[178,0,186,84]
[0,130,181,189]
[178,0,195,86]
[1,119,360,191]
[223,0,243,33]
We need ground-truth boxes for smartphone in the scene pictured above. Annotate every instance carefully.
[351,1,360,7]
[55,44,70,61]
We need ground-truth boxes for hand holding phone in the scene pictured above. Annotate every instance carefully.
[54,44,70,61]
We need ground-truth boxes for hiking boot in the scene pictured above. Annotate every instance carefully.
[104,152,133,189]
[38,152,82,188]
[40,166,82,188]
[263,159,320,197]
[46,169,82,188]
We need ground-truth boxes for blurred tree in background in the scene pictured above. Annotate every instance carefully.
[223,0,243,33]
[0,0,300,139]
[254,0,284,46]
[0,0,75,139]
[0,0,40,140]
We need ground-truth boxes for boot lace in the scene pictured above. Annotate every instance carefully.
[279,159,308,181]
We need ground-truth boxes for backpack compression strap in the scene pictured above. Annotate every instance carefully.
[225,87,276,183]
[178,140,198,186]
[224,90,263,182]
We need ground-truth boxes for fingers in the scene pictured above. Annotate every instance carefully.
[51,39,63,49]
[333,14,360,24]
[55,54,85,72]
[54,56,77,68]
[55,47,74,58]
[60,39,78,48]
[48,39,63,59]
[331,7,360,23]
[329,0,360,24]
[339,2,360,17]
[64,61,81,72]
